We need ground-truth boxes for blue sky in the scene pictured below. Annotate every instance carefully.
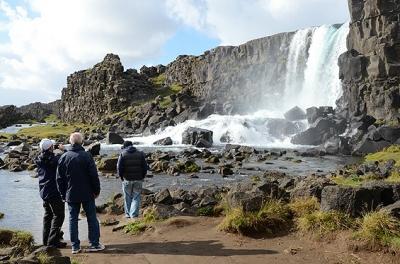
[0,0,349,106]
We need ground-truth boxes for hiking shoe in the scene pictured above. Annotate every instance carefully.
[87,243,105,252]
[72,248,81,254]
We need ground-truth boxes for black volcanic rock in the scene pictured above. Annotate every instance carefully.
[60,54,156,123]
[338,0,400,121]
[284,106,306,121]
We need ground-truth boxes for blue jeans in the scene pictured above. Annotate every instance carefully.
[68,200,100,250]
[122,180,143,218]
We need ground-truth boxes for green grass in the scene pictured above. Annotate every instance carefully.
[16,123,93,139]
[150,73,166,86]
[0,229,34,256]
[37,252,51,264]
[331,175,365,187]
[219,200,292,236]
[43,114,60,123]
[297,211,356,237]
[354,210,400,251]
[365,145,400,166]
[386,170,400,183]
[288,197,319,217]
[124,208,159,235]
[170,83,183,93]
[197,206,216,217]
[159,97,172,109]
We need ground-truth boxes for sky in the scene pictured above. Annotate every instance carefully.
[0,0,349,106]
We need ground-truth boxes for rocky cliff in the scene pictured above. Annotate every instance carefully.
[338,0,400,121]
[60,54,158,123]
[165,32,295,113]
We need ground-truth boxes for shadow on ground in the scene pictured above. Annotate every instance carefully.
[101,240,278,256]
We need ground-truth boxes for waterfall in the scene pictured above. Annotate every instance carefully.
[122,23,350,148]
[285,23,349,110]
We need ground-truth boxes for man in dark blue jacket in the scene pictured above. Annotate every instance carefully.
[36,139,66,248]
[57,132,105,254]
[117,141,148,218]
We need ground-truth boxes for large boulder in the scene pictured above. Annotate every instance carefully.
[182,127,213,147]
[97,157,118,172]
[153,137,173,146]
[266,118,301,138]
[376,126,400,143]
[284,106,306,121]
[154,189,173,205]
[106,132,124,145]
[86,142,101,156]
[290,176,332,200]
[321,183,400,217]
[291,117,347,146]
[306,106,334,124]
[352,136,391,155]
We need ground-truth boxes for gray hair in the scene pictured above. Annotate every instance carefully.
[69,132,84,145]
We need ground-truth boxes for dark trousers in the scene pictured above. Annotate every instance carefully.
[43,199,65,246]
[68,199,100,250]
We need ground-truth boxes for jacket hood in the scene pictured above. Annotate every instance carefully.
[124,146,137,153]
[69,144,85,152]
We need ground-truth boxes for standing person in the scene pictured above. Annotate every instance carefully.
[117,141,148,218]
[56,132,105,254]
[36,139,66,248]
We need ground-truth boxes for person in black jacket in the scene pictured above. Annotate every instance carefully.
[117,141,148,218]
[56,132,105,254]
[36,139,66,248]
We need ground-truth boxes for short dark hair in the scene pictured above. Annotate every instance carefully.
[122,141,133,149]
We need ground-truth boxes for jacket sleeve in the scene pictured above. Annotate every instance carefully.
[56,156,67,201]
[87,154,101,196]
[141,152,149,177]
[117,153,124,180]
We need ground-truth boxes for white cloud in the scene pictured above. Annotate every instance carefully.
[166,0,349,45]
[0,0,350,106]
[0,0,177,105]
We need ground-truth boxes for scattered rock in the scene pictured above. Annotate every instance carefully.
[153,137,173,146]
[106,132,124,145]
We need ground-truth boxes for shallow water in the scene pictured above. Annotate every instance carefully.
[0,147,359,243]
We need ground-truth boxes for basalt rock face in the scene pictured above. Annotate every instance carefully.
[60,54,157,123]
[165,32,295,114]
[0,105,23,128]
[338,0,400,121]
[18,101,61,121]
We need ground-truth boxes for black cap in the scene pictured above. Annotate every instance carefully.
[122,141,133,149]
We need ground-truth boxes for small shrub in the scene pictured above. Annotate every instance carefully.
[355,210,400,250]
[219,200,292,236]
[124,221,147,235]
[124,208,158,235]
[289,197,319,217]
[0,212,4,219]
[197,206,215,217]
[143,208,159,223]
[297,211,355,237]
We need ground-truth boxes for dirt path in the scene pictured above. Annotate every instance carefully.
[61,216,396,264]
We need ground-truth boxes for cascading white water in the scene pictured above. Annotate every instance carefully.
[125,23,350,148]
